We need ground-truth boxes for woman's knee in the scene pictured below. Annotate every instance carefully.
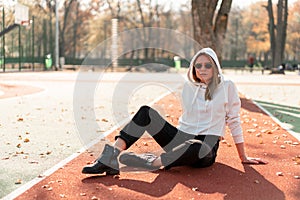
[139,105,150,112]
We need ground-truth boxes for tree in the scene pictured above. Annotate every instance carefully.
[242,2,270,62]
[265,0,288,67]
[59,0,77,58]
[286,0,300,61]
[191,0,232,61]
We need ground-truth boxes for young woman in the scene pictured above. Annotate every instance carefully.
[82,47,267,175]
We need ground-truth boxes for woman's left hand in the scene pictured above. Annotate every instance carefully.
[242,157,268,165]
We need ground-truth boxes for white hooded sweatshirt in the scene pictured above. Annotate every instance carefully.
[177,48,244,144]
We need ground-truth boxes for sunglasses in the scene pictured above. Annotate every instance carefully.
[194,63,213,69]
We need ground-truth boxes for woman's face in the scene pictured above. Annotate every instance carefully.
[194,55,214,84]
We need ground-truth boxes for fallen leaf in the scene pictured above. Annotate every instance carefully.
[23,138,30,143]
[280,145,286,149]
[143,142,148,146]
[16,143,21,148]
[113,175,120,179]
[284,140,292,144]
[294,176,300,179]
[221,140,227,144]
[80,193,86,196]
[15,179,22,184]
[101,118,109,122]
[261,129,272,134]
[17,118,24,121]
[246,129,256,133]
[259,140,264,144]
[29,160,39,164]
[276,172,284,176]
[254,180,260,184]
[292,156,300,165]
[192,187,199,191]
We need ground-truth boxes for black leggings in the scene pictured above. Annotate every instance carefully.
[115,105,220,169]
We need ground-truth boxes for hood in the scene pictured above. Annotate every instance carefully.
[187,47,223,85]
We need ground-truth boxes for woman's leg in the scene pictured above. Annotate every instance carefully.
[113,137,127,151]
[119,135,219,170]
[161,135,220,169]
[82,105,181,174]
[115,105,187,152]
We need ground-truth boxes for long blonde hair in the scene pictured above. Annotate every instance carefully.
[192,53,221,101]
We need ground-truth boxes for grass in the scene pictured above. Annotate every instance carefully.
[255,100,300,133]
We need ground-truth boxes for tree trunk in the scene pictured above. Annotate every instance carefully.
[265,0,288,68]
[275,0,288,66]
[266,0,276,67]
[191,0,232,61]
[59,0,76,58]
[73,1,79,59]
[136,0,148,59]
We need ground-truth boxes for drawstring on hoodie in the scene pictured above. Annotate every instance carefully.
[205,100,209,112]
[191,86,200,106]
[191,83,209,112]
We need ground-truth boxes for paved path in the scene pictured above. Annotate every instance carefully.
[0,71,184,199]
[10,91,300,200]
[0,70,299,199]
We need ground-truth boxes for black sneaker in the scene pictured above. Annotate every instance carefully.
[119,152,159,170]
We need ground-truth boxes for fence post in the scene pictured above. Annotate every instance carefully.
[32,16,34,71]
[2,7,5,72]
[19,24,21,71]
